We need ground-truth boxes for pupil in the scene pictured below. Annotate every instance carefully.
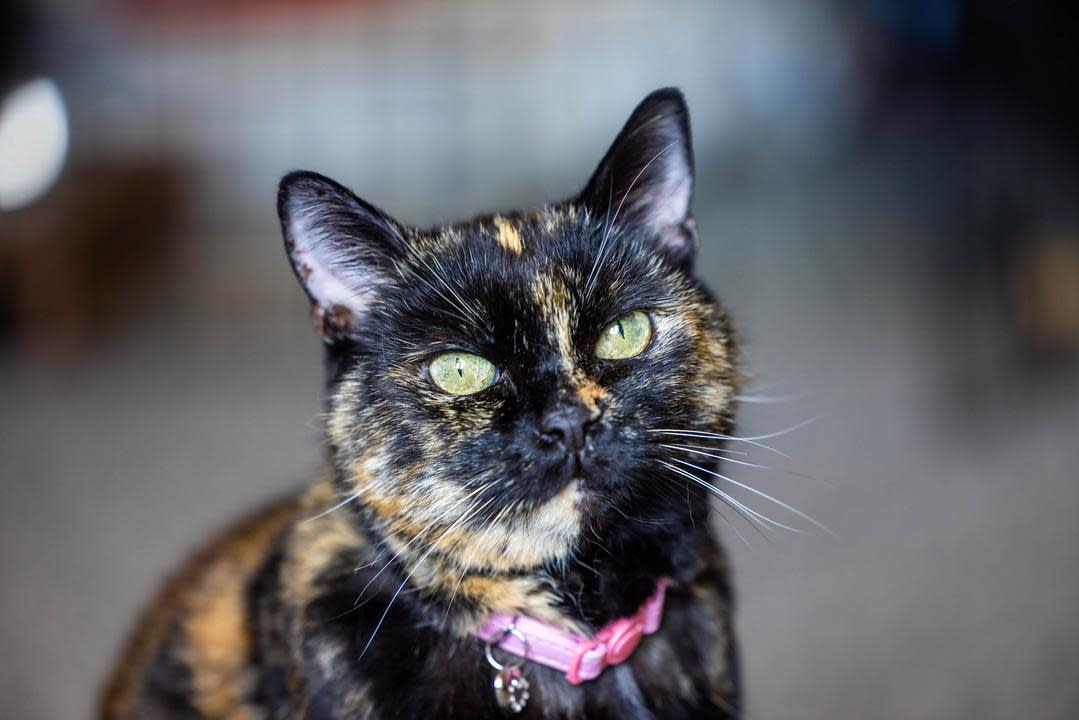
[617,321,625,339]
[456,357,464,377]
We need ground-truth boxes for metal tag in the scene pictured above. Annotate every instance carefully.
[493,666,530,715]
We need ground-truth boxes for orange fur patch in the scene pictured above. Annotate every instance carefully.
[493,215,524,255]
[576,380,606,412]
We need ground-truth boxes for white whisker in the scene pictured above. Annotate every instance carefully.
[301,491,362,523]
[656,459,792,534]
[659,443,770,470]
[648,429,791,459]
[733,393,806,404]
[662,442,833,486]
[441,511,504,628]
[352,485,486,605]
[672,459,834,538]
[360,494,497,657]
[737,417,818,442]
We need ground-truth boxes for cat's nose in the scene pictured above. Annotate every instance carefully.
[540,404,601,453]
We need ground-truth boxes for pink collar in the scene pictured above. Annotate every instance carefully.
[475,579,668,685]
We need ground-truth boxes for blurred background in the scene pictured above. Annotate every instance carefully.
[3,0,1079,717]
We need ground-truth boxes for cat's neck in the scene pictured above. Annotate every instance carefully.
[305,482,714,636]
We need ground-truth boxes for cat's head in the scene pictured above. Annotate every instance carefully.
[278,88,736,579]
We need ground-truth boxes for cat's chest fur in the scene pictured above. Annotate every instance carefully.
[252,483,740,720]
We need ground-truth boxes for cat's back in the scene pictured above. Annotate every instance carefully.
[99,493,301,719]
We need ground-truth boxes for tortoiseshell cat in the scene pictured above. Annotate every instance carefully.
[102,88,741,719]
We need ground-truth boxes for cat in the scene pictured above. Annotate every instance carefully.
[101,87,742,719]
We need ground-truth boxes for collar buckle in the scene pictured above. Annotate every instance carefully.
[477,578,669,686]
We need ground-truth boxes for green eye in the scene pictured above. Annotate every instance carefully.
[428,352,497,395]
[595,310,652,360]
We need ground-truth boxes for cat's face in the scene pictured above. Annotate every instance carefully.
[279,89,736,576]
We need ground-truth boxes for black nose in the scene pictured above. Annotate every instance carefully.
[541,404,601,453]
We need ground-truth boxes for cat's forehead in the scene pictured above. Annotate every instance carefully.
[402,206,597,294]
[425,205,587,257]
[386,207,638,356]
[476,205,585,257]
[400,205,675,313]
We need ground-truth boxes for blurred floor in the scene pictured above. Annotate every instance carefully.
[3,139,1078,719]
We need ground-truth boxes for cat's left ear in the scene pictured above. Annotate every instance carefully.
[578,87,698,268]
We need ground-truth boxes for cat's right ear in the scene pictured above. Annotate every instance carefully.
[277,171,406,343]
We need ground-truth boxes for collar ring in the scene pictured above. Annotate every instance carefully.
[484,622,528,672]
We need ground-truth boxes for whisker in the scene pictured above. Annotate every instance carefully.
[659,443,770,470]
[428,254,487,327]
[656,460,787,535]
[403,255,486,330]
[662,442,833,487]
[301,491,362,524]
[600,177,614,244]
[348,516,456,611]
[721,513,753,548]
[671,459,834,538]
[352,486,486,605]
[737,417,818,442]
[326,512,454,623]
[661,444,750,457]
[648,429,791,459]
[441,510,504,628]
[612,503,668,526]
[733,393,806,404]
[649,466,754,547]
[360,494,497,657]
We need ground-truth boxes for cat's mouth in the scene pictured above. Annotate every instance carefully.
[570,446,616,482]
[567,451,601,488]
[565,452,607,513]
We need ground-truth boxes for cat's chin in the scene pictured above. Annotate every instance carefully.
[570,477,605,515]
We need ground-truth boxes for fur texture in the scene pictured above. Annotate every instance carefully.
[102,88,742,719]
